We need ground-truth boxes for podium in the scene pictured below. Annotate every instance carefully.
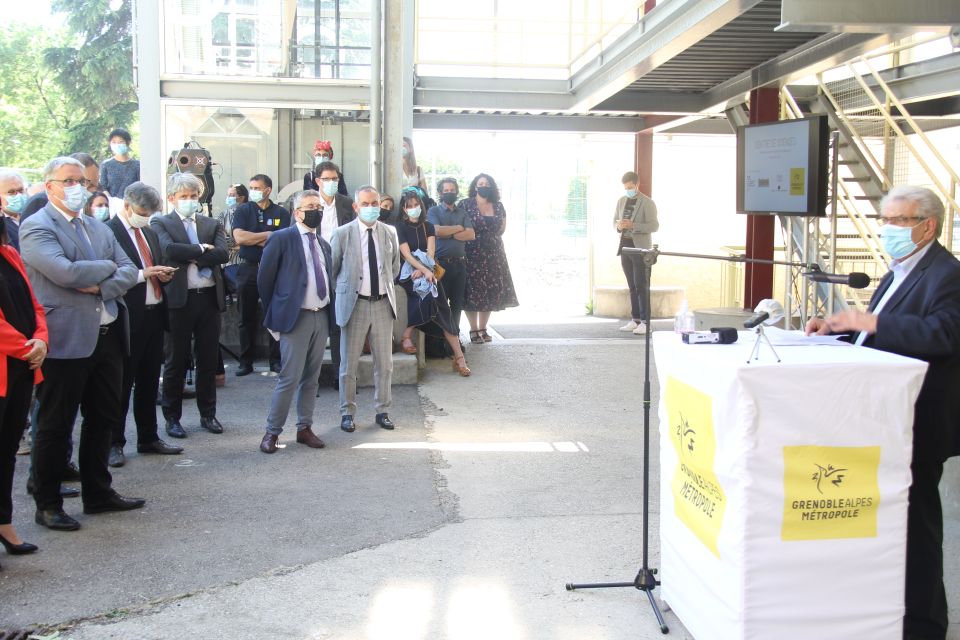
[652,331,927,640]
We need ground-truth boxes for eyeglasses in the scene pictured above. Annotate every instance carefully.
[49,178,89,187]
[3,188,25,196]
[299,207,321,213]
[880,215,926,226]
[318,177,337,182]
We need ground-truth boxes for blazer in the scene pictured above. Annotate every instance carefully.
[861,241,960,461]
[331,220,400,327]
[0,245,48,395]
[107,216,168,331]
[614,192,659,249]
[151,212,229,311]
[19,204,137,359]
[258,225,335,333]
[5,220,19,251]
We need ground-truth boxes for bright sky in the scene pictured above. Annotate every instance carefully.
[19,0,64,27]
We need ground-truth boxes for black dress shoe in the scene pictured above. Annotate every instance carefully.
[63,461,81,481]
[236,364,254,376]
[26,479,80,498]
[35,509,80,531]
[340,415,355,433]
[269,362,282,373]
[137,439,183,455]
[108,445,125,468]
[200,416,224,434]
[0,533,38,555]
[260,433,278,454]
[375,413,395,430]
[166,420,187,439]
[83,493,146,514]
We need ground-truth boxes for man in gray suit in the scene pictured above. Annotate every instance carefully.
[20,157,143,531]
[331,185,400,433]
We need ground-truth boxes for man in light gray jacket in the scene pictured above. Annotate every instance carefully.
[20,156,142,531]
[614,170,659,335]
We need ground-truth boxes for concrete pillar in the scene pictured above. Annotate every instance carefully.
[133,0,163,192]
[743,87,779,309]
[634,131,653,198]
[277,109,293,187]
[382,0,415,199]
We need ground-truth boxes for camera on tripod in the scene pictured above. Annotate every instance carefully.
[167,142,215,209]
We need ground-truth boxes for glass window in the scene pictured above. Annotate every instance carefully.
[212,13,230,46]
[236,19,255,47]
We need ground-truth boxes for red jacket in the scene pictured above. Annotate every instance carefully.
[0,245,47,396]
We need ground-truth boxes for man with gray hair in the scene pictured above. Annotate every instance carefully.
[256,189,334,453]
[151,173,229,439]
[20,156,142,531]
[0,169,27,250]
[806,185,960,639]
[104,182,182,466]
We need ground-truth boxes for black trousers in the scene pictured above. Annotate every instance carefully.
[237,262,279,367]
[162,290,220,421]
[904,457,948,640]
[32,322,124,511]
[114,306,164,448]
[0,358,33,523]
[438,257,467,334]
[620,251,649,322]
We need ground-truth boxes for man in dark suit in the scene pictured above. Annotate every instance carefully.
[105,182,183,466]
[151,173,229,439]
[313,161,355,390]
[807,185,960,640]
[0,169,26,250]
[256,190,334,453]
[19,156,143,531]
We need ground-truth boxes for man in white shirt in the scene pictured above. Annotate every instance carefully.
[256,190,335,453]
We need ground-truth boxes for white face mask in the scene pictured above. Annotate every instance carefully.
[128,211,151,228]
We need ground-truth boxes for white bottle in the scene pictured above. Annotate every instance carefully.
[674,300,696,334]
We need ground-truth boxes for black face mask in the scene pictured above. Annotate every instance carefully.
[379,207,393,220]
[301,209,321,229]
[441,192,458,205]
[476,186,494,200]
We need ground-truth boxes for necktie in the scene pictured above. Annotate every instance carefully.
[185,218,213,279]
[133,228,163,299]
[71,217,96,260]
[307,232,327,300]
[367,227,379,296]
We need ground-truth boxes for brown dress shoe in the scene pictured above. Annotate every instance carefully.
[295,427,326,449]
[260,433,278,454]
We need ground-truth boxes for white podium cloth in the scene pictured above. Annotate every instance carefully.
[652,331,927,640]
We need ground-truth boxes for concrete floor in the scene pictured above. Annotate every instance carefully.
[0,321,957,639]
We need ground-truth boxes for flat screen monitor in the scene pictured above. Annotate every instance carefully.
[736,116,829,216]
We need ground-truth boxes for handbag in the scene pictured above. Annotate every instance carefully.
[434,263,446,281]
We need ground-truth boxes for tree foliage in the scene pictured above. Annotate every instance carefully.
[45,0,137,158]
[0,24,71,173]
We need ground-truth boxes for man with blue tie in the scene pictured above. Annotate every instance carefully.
[19,157,142,531]
[151,174,229,439]
[256,190,334,453]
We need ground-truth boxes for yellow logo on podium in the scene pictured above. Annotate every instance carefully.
[782,445,881,541]
[665,377,726,557]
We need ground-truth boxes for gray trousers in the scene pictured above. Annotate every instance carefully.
[339,298,393,416]
[265,309,330,436]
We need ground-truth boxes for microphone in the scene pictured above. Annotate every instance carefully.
[804,268,871,289]
[744,299,784,329]
[682,327,739,344]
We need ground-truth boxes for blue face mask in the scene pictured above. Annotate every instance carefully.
[92,206,110,221]
[880,223,920,260]
[249,189,264,203]
[225,196,237,208]
[406,206,421,220]
[177,199,198,218]
[111,143,129,156]
[625,188,638,198]
[359,206,380,224]
[4,193,26,214]
[63,183,88,211]
[322,180,338,197]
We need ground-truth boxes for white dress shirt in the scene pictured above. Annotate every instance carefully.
[356,218,385,296]
[120,215,161,306]
[297,222,330,310]
[177,213,216,289]
[320,196,338,244]
[855,242,933,346]
[56,206,117,325]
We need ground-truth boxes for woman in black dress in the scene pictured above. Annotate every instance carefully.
[0,219,48,564]
[395,191,471,377]
[462,173,518,344]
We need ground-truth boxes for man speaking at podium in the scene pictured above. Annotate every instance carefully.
[806,185,960,640]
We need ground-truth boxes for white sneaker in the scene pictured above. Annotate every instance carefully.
[632,322,647,335]
[619,320,638,332]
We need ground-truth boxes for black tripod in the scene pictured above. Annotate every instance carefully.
[566,245,668,634]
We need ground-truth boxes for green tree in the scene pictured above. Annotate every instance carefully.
[0,24,71,173]
[45,0,138,158]
[564,174,588,236]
